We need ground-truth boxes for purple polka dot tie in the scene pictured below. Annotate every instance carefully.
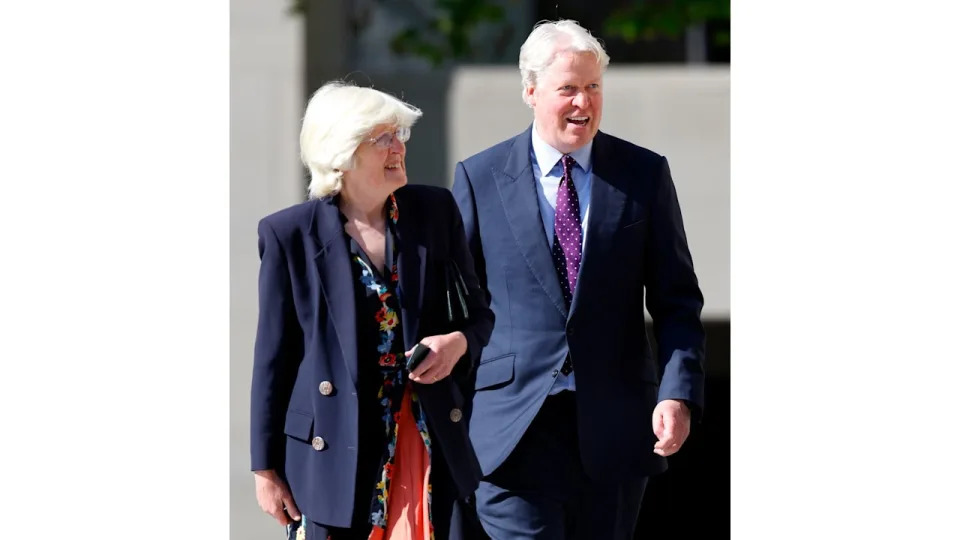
[552,155,582,375]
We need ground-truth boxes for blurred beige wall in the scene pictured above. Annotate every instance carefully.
[230,1,303,538]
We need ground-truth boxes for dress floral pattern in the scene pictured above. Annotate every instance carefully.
[353,194,434,540]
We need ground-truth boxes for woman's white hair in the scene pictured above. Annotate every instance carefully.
[518,20,610,106]
[300,81,423,199]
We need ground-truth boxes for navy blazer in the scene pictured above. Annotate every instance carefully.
[250,185,494,528]
[452,127,706,483]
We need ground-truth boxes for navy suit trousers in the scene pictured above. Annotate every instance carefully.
[474,392,648,540]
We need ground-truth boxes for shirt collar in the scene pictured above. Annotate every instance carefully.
[531,122,593,175]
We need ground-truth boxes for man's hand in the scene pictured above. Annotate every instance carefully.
[652,399,691,457]
[406,331,468,384]
[254,469,300,526]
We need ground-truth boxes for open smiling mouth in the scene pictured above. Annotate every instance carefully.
[567,116,589,126]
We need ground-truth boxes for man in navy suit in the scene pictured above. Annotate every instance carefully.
[452,20,706,539]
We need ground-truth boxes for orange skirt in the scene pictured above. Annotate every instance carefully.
[368,385,432,540]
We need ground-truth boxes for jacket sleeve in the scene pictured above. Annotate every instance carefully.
[644,156,707,421]
[250,219,303,470]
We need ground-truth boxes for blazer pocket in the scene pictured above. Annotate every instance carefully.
[475,353,515,391]
[283,409,314,442]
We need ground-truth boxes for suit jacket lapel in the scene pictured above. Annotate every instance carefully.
[495,127,568,318]
[311,198,359,387]
[394,193,427,351]
[569,131,629,317]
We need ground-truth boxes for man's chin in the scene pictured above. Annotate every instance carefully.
[560,132,594,152]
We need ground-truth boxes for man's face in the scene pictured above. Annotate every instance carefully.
[526,51,604,154]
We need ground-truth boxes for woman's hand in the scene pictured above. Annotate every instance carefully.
[254,469,300,526]
[405,331,468,384]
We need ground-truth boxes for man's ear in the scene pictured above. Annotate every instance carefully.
[524,85,536,108]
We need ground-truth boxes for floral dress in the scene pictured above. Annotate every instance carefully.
[356,195,434,540]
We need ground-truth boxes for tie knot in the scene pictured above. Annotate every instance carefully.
[562,154,576,176]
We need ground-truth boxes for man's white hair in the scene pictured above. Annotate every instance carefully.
[300,81,422,199]
[518,19,610,106]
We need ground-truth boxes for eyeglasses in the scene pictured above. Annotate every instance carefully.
[367,126,411,149]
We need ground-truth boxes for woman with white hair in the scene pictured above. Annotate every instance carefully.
[250,81,493,540]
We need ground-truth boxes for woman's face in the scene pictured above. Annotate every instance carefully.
[342,123,409,202]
